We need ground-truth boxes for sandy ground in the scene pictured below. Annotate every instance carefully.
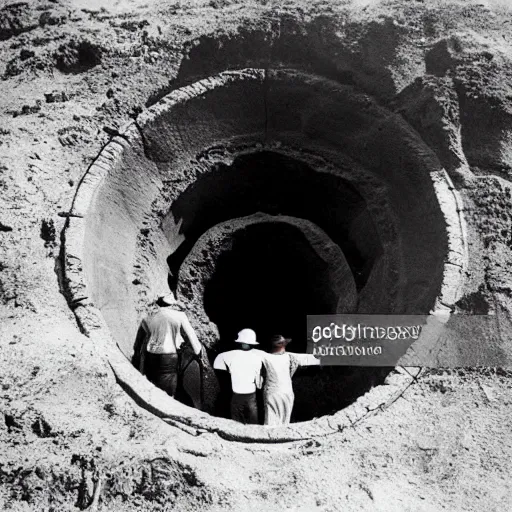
[1,0,512,510]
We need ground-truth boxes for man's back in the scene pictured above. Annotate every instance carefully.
[262,353,294,394]
[213,349,265,394]
[144,308,185,354]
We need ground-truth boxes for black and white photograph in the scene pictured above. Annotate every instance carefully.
[1,0,512,510]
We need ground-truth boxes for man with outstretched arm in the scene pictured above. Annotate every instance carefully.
[261,334,320,426]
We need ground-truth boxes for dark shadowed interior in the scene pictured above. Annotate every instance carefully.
[203,222,342,351]
[168,151,398,421]
[201,221,393,420]
[167,151,382,293]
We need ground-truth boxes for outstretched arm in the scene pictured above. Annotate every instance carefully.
[291,353,321,367]
[181,314,202,355]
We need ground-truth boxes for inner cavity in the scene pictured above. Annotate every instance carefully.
[166,150,384,293]
[176,214,390,421]
[178,214,357,352]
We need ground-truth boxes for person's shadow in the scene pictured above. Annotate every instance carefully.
[131,323,147,374]
[177,345,219,413]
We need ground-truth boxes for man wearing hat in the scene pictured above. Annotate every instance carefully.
[138,292,203,398]
[261,335,320,426]
[213,328,265,425]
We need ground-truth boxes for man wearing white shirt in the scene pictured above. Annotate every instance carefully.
[139,292,202,397]
[213,328,265,424]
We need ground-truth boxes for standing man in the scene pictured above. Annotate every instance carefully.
[213,328,265,425]
[261,335,320,426]
[138,292,202,398]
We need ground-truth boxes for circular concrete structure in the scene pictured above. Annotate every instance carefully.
[62,68,467,441]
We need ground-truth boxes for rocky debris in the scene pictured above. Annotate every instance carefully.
[102,125,120,137]
[19,49,34,61]
[425,35,496,78]
[20,102,41,115]
[40,219,56,250]
[470,179,512,252]
[44,91,69,103]
[3,413,23,433]
[1,453,225,510]
[425,35,512,170]
[0,258,40,311]
[393,75,472,184]
[31,417,56,439]
[72,455,99,510]
[0,3,38,41]
[2,48,50,79]
[0,458,80,509]
[9,101,42,117]
[128,104,143,119]
[54,39,103,74]
[81,7,110,22]
[38,11,66,29]
[113,19,150,32]
[57,126,92,147]
[208,0,231,9]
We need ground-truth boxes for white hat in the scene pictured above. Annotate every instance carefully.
[235,328,258,345]
[160,292,178,305]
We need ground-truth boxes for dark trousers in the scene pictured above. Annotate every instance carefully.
[145,353,179,397]
[231,392,258,424]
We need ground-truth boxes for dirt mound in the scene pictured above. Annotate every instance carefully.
[0,3,38,41]
[54,39,103,73]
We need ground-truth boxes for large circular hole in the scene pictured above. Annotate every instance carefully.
[176,212,377,422]
[64,69,465,439]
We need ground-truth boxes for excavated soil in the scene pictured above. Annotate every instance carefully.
[2,0,512,510]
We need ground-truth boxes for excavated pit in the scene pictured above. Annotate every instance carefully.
[63,67,466,439]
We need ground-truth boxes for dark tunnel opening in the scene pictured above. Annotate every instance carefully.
[202,222,340,353]
[196,220,392,422]
[164,150,396,422]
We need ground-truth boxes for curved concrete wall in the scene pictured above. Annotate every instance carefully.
[62,68,467,440]
[76,70,453,356]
